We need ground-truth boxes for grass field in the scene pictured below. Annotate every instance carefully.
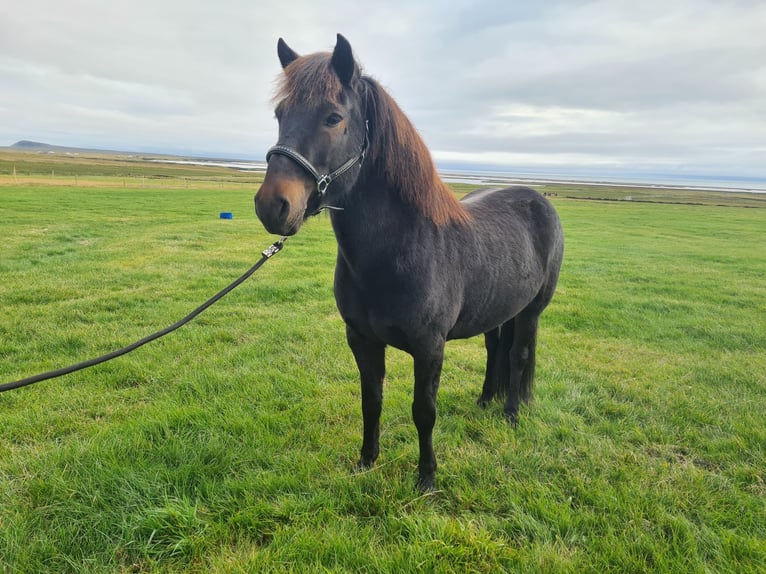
[1,153,765,572]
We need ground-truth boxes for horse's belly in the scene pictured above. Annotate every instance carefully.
[447,309,517,340]
[447,281,540,339]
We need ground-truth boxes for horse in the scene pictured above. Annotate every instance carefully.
[255,34,564,490]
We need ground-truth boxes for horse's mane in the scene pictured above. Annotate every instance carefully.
[274,53,470,226]
[362,76,470,226]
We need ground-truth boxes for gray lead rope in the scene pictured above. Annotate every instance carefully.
[0,237,287,393]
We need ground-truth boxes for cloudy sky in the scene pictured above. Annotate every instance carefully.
[1,0,764,181]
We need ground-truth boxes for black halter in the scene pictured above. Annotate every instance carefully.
[265,120,369,199]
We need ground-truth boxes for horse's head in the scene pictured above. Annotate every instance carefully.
[255,34,368,236]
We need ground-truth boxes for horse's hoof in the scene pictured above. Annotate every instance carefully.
[476,394,492,409]
[415,474,435,492]
[353,458,374,473]
[504,411,519,428]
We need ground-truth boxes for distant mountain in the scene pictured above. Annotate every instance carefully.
[11,140,52,149]
[9,140,129,155]
[5,141,238,161]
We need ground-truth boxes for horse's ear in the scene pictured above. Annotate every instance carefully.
[331,33,358,86]
[277,38,299,69]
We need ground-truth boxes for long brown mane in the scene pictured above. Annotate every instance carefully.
[363,76,470,226]
[275,53,470,226]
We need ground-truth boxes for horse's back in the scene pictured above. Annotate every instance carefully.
[461,186,563,259]
[461,185,553,215]
[459,186,504,205]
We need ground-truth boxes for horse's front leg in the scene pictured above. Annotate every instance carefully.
[412,340,445,491]
[346,325,386,470]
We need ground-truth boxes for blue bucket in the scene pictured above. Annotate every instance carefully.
[219,212,233,220]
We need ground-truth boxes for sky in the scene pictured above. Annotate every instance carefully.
[1,0,765,182]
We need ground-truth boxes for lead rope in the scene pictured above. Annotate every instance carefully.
[0,236,287,393]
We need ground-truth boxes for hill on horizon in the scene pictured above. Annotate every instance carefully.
[8,140,136,155]
[5,140,249,162]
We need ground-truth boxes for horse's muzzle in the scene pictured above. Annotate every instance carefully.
[254,176,311,236]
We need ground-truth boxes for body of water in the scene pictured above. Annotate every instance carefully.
[151,158,766,194]
[439,168,766,194]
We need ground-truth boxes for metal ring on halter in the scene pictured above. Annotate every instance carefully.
[317,176,331,196]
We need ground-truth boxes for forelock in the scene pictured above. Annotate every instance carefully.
[273,52,343,107]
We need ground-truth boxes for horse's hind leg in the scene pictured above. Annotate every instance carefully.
[477,322,514,407]
[346,325,386,470]
[504,310,539,425]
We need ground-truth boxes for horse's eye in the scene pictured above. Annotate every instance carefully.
[325,113,343,127]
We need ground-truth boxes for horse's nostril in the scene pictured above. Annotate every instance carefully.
[278,196,291,222]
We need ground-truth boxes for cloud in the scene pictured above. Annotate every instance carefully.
[0,0,764,178]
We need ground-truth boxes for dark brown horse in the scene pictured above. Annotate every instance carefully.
[255,34,564,490]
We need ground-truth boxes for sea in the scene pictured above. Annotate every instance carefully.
[151,159,766,194]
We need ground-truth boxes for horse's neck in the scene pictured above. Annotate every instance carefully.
[331,176,421,264]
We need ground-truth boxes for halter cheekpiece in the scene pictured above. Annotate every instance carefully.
[265,120,369,199]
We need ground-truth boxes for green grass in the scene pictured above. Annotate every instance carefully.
[542,183,766,209]
[1,161,765,572]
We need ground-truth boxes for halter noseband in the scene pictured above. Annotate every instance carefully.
[265,120,369,199]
